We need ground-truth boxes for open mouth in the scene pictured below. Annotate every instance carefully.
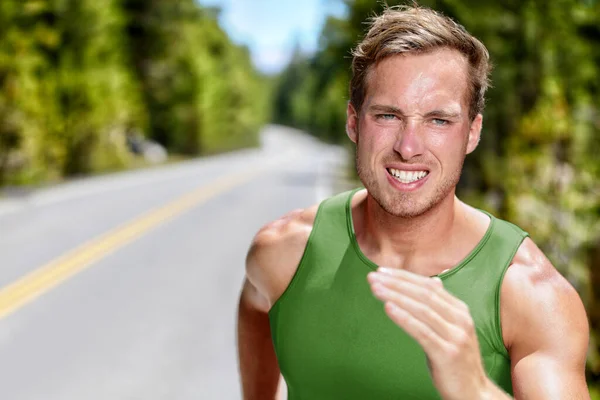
[386,168,429,184]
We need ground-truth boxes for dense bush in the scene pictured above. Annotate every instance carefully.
[0,0,269,185]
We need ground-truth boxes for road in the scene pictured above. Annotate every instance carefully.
[0,125,349,400]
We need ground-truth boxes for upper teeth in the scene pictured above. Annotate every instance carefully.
[388,168,428,183]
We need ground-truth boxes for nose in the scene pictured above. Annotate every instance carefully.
[393,121,425,160]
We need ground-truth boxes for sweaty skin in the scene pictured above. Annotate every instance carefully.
[237,48,590,400]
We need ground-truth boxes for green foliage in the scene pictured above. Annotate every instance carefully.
[273,0,600,387]
[0,0,268,185]
[120,0,267,156]
[0,0,145,183]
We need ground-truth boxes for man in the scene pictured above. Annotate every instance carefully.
[237,5,590,400]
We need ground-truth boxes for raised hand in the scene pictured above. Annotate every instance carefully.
[367,266,496,400]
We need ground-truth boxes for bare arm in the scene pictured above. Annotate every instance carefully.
[237,208,316,400]
[503,239,590,399]
[237,277,281,400]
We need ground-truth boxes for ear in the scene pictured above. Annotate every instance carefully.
[346,102,359,143]
[466,113,483,154]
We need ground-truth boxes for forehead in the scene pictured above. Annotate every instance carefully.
[364,48,470,113]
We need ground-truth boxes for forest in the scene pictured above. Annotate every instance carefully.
[273,0,600,391]
[0,0,269,185]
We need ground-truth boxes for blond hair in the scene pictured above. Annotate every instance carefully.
[350,5,491,121]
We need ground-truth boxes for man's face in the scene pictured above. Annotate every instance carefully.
[346,48,482,218]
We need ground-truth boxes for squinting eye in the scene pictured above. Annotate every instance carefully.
[432,118,449,126]
[377,114,396,120]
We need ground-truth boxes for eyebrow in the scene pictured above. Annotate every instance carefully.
[367,104,403,114]
[424,110,461,119]
[366,104,461,119]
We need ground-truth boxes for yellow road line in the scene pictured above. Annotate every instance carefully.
[0,166,267,320]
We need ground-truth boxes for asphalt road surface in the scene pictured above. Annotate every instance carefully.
[0,125,349,400]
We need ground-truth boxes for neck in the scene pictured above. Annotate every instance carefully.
[356,190,464,269]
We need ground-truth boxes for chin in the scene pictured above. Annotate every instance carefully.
[372,178,449,219]
[380,196,436,218]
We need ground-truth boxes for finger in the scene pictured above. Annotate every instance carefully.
[384,301,449,356]
[374,267,467,309]
[371,282,460,340]
[367,271,458,324]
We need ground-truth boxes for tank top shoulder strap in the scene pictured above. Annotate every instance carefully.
[450,210,529,358]
[476,211,529,277]
[308,188,359,256]
[269,189,359,317]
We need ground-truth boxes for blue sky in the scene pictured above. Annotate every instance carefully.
[199,0,347,74]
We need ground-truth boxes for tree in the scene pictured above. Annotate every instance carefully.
[0,0,270,185]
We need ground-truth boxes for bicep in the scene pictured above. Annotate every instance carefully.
[511,351,589,400]
[501,242,590,399]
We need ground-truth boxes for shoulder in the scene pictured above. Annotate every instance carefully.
[245,204,319,312]
[500,237,589,361]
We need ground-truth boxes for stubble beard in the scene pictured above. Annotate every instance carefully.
[355,139,466,219]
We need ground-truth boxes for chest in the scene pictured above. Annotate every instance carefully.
[269,256,512,399]
[270,262,442,399]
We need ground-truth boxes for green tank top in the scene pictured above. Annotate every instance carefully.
[269,189,529,399]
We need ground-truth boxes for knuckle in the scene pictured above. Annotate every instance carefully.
[413,286,428,301]
[453,330,469,347]
[445,344,461,359]
[424,278,438,291]
[458,299,470,313]
[422,325,436,341]
[422,306,437,320]
[461,316,475,332]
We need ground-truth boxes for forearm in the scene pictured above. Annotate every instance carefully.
[237,293,281,400]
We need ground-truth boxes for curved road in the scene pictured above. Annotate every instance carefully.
[0,125,349,400]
